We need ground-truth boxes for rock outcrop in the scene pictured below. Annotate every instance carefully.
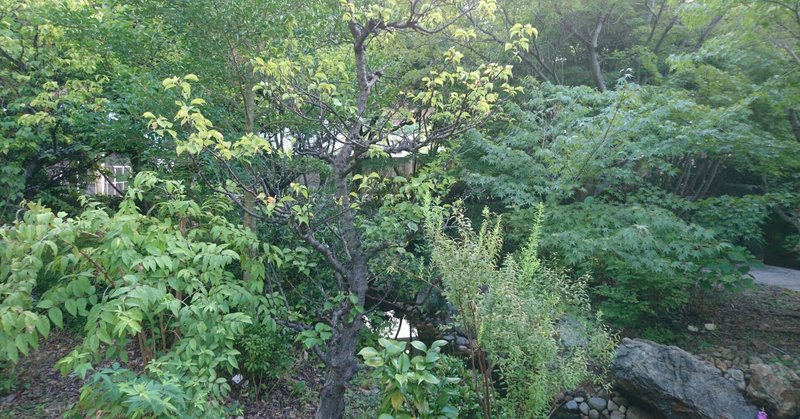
[613,338,758,419]
[747,362,800,419]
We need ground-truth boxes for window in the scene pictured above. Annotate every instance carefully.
[88,162,132,196]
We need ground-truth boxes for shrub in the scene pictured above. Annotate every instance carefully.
[237,323,295,396]
[358,338,462,419]
[425,205,615,418]
[0,172,284,416]
[539,200,754,328]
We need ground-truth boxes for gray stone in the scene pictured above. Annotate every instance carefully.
[625,406,654,419]
[558,315,590,348]
[607,400,618,411]
[726,368,746,392]
[574,397,585,403]
[588,409,600,419]
[565,400,579,411]
[610,411,624,419]
[580,402,590,415]
[455,336,468,346]
[746,363,800,419]
[588,397,606,411]
[613,338,758,419]
[612,396,627,407]
[618,406,626,414]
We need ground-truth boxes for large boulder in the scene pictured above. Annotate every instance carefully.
[746,362,800,418]
[613,338,758,419]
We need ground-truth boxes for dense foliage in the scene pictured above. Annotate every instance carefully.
[0,173,280,416]
[426,205,615,417]
[2,0,800,417]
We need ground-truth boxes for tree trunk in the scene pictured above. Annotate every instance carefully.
[788,108,800,143]
[589,15,607,92]
[315,320,362,419]
[314,148,370,418]
[242,87,258,234]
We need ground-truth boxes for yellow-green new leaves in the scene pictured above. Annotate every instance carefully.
[505,23,539,55]
[144,76,274,160]
[411,61,516,121]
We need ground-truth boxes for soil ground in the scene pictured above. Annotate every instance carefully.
[674,283,800,362]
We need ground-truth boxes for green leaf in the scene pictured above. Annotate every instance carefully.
[65,299,77,316]
[390,391,404,410]
[410,341,427,352]
[358,347,379,358]
[364,357,385,367]
[430,340,447,350]
[36,316,50,338]
[48,307,63,328]
[15,334,28,356]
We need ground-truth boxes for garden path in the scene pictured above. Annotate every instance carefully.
[750,265,800,292]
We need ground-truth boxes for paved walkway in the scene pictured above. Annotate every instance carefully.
[750,265,800,292]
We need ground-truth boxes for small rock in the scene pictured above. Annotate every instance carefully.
[687,325,699,332]
[574,396,585,403]
[588,397,606,411]
[602,409,609,418]
[612,396,627,407]
[704,323,716,331]
[752,340,769,352]
[782,354,792,362]
[727,368,746,392]
[455,336,468,346]
[588,409,600,419]
[618,406,626,413]
[610,411,624,419]
[607,400,618,411]
[580,402,590,415]
[565,400,579,411]
[456,345,469,353]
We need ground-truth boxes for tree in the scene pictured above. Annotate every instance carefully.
[145,1,517,417]
[0,0,109,219]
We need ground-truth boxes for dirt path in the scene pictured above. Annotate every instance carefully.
[750,265,800,292]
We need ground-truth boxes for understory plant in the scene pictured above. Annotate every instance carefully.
[425,204,616,418]
[0,172,283,416]
[358,338,462,419]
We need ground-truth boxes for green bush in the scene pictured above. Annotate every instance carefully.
[237,323,295,395]
[358,338,462,419]
[425,205,616,418]
[539,200,754,328]
[0,172,284,417]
